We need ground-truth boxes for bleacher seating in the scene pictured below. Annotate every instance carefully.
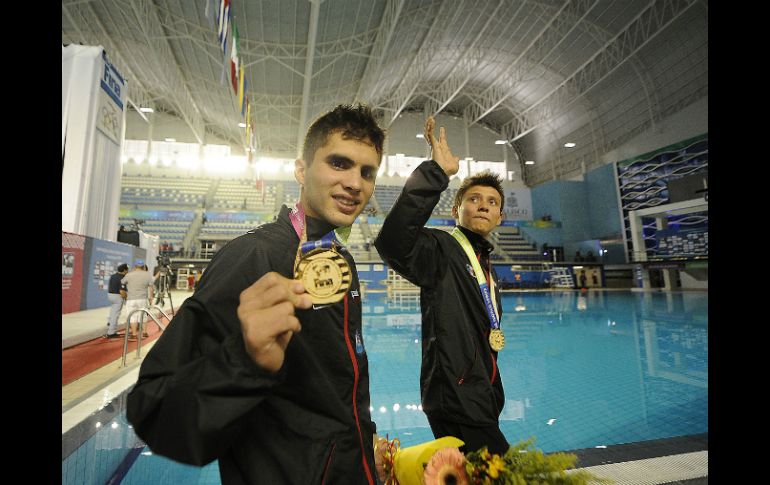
[212,178,277,212]
[492,227,545,262]
[118,213,194,248]
[199,216,263,239]
[281,181,301,207]
[118,173,546,265]
[371,186,402,214]
[434,188,457,217]
[120,175,210,207]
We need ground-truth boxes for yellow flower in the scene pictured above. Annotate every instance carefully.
[487,454,506,479]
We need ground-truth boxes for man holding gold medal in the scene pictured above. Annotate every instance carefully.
[374,116,510,455]
[127,105,385,484]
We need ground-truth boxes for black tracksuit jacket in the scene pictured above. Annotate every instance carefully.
[126,205,377,485]
[374,160,505,426]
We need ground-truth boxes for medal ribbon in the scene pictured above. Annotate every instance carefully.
[289,203,351,266]
[450,227,500,331]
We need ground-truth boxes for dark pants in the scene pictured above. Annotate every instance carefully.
[427,415,509,455]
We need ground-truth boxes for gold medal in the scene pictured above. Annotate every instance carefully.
[294,248,351,304]
[489,328,505,351]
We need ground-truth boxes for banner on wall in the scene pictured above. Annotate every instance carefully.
[119,209,195,221]
[204,211,270,222]
[83,238,135,310]
[502,188,533,221]
[96,50,126,144]
[62,232,86,314]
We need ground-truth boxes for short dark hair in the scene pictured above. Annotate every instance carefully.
[117,263,129,272]
[302,104,386,164]
[453,170,505,213]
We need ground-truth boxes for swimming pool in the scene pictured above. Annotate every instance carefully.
[63,290,707,484]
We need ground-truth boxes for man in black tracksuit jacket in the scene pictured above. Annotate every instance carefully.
[374,117,509,455]
[127,105,385,484]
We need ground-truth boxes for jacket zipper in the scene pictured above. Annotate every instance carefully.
[456,342,497,385]
[321,442,337,485]
[457,344,478,385]
[489,348,497,384]
[343,293,375,485]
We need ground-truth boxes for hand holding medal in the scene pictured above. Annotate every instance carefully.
[237,272,312,373]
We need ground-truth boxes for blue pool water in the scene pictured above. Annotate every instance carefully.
[64,290,707,484]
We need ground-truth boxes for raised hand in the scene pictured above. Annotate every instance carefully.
[237,272,313,373]
[424,116,460,176]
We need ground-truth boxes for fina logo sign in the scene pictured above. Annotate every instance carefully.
[100,51,125,111]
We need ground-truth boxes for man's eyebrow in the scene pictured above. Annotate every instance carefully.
[324,153,354,164]
[467,191,500,200]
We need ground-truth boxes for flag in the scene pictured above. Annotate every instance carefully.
[238,64,246,110]
[241,79,248,116]
[217,0,231,53]
[230,23,239,94]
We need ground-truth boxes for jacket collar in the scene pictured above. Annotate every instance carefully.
[279,204,337,241]
[457,225,494,256]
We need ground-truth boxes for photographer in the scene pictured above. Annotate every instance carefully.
[154,255,174,305]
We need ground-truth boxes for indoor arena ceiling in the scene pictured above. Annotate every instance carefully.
[62,0,708,185]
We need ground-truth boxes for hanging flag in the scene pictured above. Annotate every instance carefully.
[230,23,239,94]
[220,9,232,86]
[244,99,251,149]
[217,0,231,53]
[249,116,256,163]
[241,79,248,116]
[238,65,246,111]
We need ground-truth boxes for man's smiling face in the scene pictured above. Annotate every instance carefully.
[295,130,381,227]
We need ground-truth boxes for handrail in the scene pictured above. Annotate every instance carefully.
[148,305,172,330]
[120,307,167,367]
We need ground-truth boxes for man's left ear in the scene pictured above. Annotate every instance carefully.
[294,158,306,186]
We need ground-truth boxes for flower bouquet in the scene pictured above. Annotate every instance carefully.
[375,436,609,485]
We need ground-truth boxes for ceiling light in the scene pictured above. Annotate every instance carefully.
[416,134,424,139]
[238,122,247,128]
[164,138,176,142]
[564,142,576,148]
[139,107,154,113]
[525,160,535,165]
[494,140,507,145]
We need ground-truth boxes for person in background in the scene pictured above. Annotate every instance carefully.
[104,263,129,339]
[121,260,154,340]
[195,269,203,290]
[374,116,509,455]
[126,104,387,484]
[187,271,196,292]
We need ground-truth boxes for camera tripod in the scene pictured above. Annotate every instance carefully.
[154,266,175,314]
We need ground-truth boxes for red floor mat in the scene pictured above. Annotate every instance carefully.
[62,316,170,386]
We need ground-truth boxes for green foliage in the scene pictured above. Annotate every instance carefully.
[463,437,611,485]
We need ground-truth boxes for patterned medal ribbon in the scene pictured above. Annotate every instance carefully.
[450,227,505,351]
[289,203,352,304]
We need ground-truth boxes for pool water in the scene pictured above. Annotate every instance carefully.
[80,290,708,484]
